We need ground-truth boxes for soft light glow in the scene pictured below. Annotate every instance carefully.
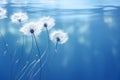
[0,27,6,36]
[38,16,55,30]
[0,0,7,4]
[78,24,89,34]
[66,26,74,34]
[104,16,114,27]
[0,7,7,19]
[50,30,68,44]
[78,37,86,44]
[20,22,42,36]
[11,12,28,23]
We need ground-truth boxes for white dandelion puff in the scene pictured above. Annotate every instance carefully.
[50,30,69,60]
[38,16,55,60]
[38,16,55,30]
[0,7,7,19]
[50,30,68,44]
[20,22,42,36]
[10,12,28,76]
[20,21,42,65]
[18,21,42,80]
[50,30,68,53]
[11,12,28,23]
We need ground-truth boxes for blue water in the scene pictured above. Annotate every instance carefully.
[0,2,120,80]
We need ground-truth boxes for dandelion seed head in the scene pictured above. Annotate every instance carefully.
[50,30,68,44]
[0,7,7,19]
[11,12,28,23]
[20,22,42,36]
[38,16,55,30]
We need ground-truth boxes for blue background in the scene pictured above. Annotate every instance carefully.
[0,0,120,80]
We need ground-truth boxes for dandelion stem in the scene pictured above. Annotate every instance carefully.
[55,40,59,54]
[32,33,42,80]
[32,34,41,58]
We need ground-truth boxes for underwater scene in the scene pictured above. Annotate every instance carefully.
[0,0,120,80]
